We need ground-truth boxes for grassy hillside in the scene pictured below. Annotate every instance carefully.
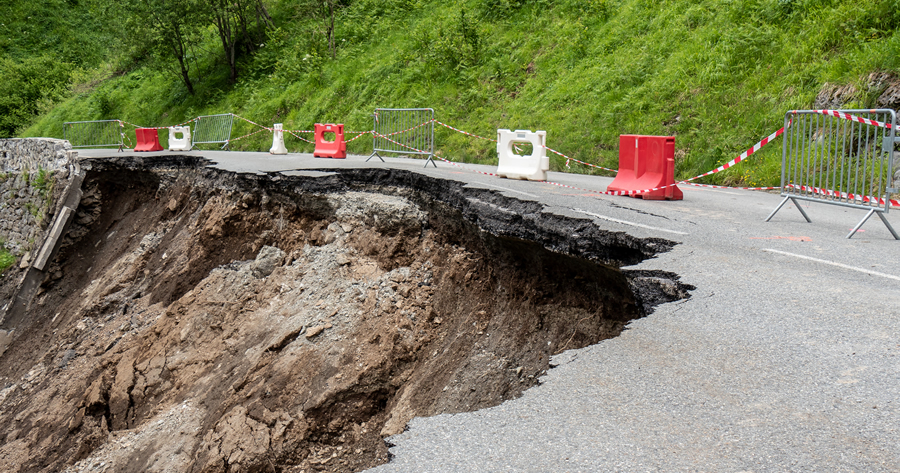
[12,0,900,186]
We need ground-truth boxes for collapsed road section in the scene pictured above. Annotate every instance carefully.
[0,157,691,473]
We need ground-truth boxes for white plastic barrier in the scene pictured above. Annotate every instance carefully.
[496,129,549,181]
[270,123,287,155]
[168,126,192,151]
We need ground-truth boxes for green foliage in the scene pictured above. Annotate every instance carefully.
[33,169,54,213]
[410,7,483,76]
[0,243,15,275]
[15,0,900,187]
[0,56,74,138]
[0,0,114,66]
[25,202,39,218]
[0,0,115,136]
[116,0,207,94]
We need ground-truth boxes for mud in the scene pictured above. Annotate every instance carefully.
[0,158,690,472]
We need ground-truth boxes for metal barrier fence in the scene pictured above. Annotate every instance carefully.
[767,109,898,239]
[63,120,124,150]
[192,113,234,149]
[368,108,435,167]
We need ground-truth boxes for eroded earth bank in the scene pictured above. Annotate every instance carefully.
[0,158,690,472]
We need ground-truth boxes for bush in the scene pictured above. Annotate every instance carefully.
[0,241,15,275]
[0,56,73,137]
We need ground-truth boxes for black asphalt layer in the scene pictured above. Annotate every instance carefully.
[81,149,900,472]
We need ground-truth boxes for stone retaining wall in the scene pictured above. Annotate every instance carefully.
[0,138,73,173]
[0,173,55,257]
[0,139,75,260]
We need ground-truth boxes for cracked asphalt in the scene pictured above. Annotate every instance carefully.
[82,149,900,472]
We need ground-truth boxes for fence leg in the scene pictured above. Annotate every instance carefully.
[424,154,437,168]
[847,209,876,239]
[766,196,791,222]
[767,196,812,223]
[791,197,812,223]
[366,151,384,163]
[876,211,900,240]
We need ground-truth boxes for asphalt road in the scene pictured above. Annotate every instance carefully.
[83,149,900,472]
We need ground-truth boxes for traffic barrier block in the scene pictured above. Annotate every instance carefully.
[168,126,192,151]
[496,129,549,181]
[134,128,163,152]
[607,135,683,200]
[270,123,287,155]
[314,123,346,159]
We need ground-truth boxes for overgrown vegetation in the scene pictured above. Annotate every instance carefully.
[7,0,900,186]
[0,241,15,275]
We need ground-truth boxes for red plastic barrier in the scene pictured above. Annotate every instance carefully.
[607,135,683,200]
[313,123,346,159]
[134,128,163,152]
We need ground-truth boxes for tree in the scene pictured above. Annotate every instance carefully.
[207,0,273,83]
[120,0,204,95]
[292,0,348,61]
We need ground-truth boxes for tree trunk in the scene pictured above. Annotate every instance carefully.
[176,55,195,95]
[327,0,335,59]
[172,23,195,95]
[214,9,239,83]
[256,0,273,28]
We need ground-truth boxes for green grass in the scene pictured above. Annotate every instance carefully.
[0,243,15,275]
[14,0,900,187]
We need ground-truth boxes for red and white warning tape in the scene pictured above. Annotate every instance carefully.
[382,120,435,138]
[346,131,373,143]
[435,156,502,178]
[373,131,500,177]
[686,182,780,191]
[229,128,268,143]
[799,110,893,129]
[372,133,431,155]
[435,120,618,173]
[432,119,799,197]
[233,114,270,131]
[232,114,375,148]
[286,130,314,144]
[788,184,900,208]
[434,120,495,142]
[120,118,197,130]
[683,122,791,183]
[548,147,618,173]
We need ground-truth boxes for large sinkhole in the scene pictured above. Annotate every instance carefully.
[0,158,691,473]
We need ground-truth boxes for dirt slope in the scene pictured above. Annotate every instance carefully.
[0,159,690,472]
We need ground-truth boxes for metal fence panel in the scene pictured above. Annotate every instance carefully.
[768,109,898,239]
[63,120,124,150]
[368,108,435,167]
[192,113,234,148]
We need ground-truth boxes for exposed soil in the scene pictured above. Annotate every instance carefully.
[0,158,690,472]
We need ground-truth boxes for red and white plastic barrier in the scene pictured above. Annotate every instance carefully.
[607,135,683,200]
[314,123,347,159]
[134,128,163,152]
